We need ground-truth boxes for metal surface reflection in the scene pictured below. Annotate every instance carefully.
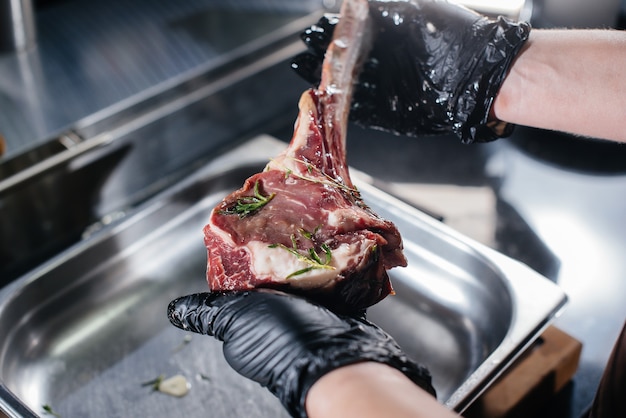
[486,133,626,416]
[0,0,36,53]
[0,136,566,417]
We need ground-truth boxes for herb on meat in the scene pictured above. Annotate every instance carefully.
[269,231,335,278]
[220,180,275,218]
[276,157,359,194]
[300,226,321,240]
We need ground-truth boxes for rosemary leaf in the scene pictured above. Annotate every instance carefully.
[269,231,335,279]
[42,404,62,418]
[290,234,298,250]
[141,374,165,391]
[309,248,323,265]
[286,267,316,279]
[219,181,275,218]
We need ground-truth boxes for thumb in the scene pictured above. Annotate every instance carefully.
[168,292,226,336]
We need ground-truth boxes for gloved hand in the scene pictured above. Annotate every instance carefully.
[168,289,435,418]
[291,0,531,144]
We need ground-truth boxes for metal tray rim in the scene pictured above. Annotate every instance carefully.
[0,135,568,417]
[354,177,569,410]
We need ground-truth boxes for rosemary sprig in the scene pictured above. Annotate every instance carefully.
[220,180,275,218]
[271,157,359,194]
[269,231,335,279]
[300,226,321,240]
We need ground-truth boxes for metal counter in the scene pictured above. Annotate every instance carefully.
[1,1,625,417]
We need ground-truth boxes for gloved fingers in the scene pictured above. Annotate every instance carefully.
[290,14,338,86]
[291,0,530,143]
[300,13,337,57]
[291,52,323,85]
[167,291,243,336]
[167,289,335,338]
[168,288,436,417]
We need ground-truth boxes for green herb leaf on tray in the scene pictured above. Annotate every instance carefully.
[141,375,165,392]
[42,404,62,417]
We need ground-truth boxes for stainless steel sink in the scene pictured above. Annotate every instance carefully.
[0,135,567,418]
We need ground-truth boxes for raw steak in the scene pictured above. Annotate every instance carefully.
[203,0,406,312]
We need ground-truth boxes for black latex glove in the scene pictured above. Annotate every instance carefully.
[291,0,531,144]
[168,290,435,418]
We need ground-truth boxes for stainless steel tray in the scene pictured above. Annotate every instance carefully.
[0,135,567,417]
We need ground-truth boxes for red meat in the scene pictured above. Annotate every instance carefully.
[203,0,406,312]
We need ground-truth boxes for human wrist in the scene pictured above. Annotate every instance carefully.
[305,362,418,418]
[494,29,626,142]
[306,362,454,418]
[491,31,535,127]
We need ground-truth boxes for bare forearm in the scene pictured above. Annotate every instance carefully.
[494,29,626,142]
[306,362,458,418]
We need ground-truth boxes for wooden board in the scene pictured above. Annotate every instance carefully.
[465,326,582,418]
